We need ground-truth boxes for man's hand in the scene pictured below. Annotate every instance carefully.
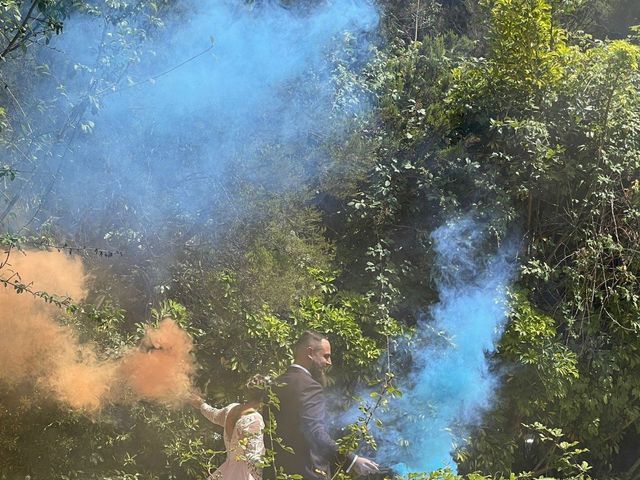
[352,456,379,476]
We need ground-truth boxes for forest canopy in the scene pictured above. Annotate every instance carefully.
[0,0,639,479]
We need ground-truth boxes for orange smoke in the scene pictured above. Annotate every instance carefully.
[0,249,197,412]
[119,319,196,405]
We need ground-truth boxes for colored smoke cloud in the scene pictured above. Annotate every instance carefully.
[0,0,381,411]
[364,218,517,473]
[8,0,379,245]
[119,318,196,406]
[0,249,196,411]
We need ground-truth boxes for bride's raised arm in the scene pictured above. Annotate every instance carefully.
[189,393,227,427]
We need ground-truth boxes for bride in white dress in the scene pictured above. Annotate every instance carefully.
[191,375,269,480]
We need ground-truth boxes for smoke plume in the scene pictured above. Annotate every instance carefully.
[119,318,196,406]
[0,249,196,411]
[4,0,379,250]
[364,217,517,473]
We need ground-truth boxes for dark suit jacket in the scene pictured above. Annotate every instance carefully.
[265,366,355,480]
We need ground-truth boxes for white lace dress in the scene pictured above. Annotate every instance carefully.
[200,402,265,480]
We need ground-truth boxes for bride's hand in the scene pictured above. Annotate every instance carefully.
[187,392,204,408]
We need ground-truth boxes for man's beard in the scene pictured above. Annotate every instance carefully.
[310,363,328,388]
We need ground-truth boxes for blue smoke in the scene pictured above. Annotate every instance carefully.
[7,0,378,246]
[368,217,517,474]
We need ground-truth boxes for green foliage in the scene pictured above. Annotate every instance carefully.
[1,0,640,478]
[331,0,640,476]
[500,291,579,405]
[0,0,73,61]
[423,0,640,474]
[447,0,568,132]
[520,423,592,480]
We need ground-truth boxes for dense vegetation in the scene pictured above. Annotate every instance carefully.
[0,0,639,479]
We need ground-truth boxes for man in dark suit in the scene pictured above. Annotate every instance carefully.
[267,331,379,480]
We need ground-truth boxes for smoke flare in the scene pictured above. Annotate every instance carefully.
[0,249,196,411]
[359,218,517,473]
[119,318,196,406]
